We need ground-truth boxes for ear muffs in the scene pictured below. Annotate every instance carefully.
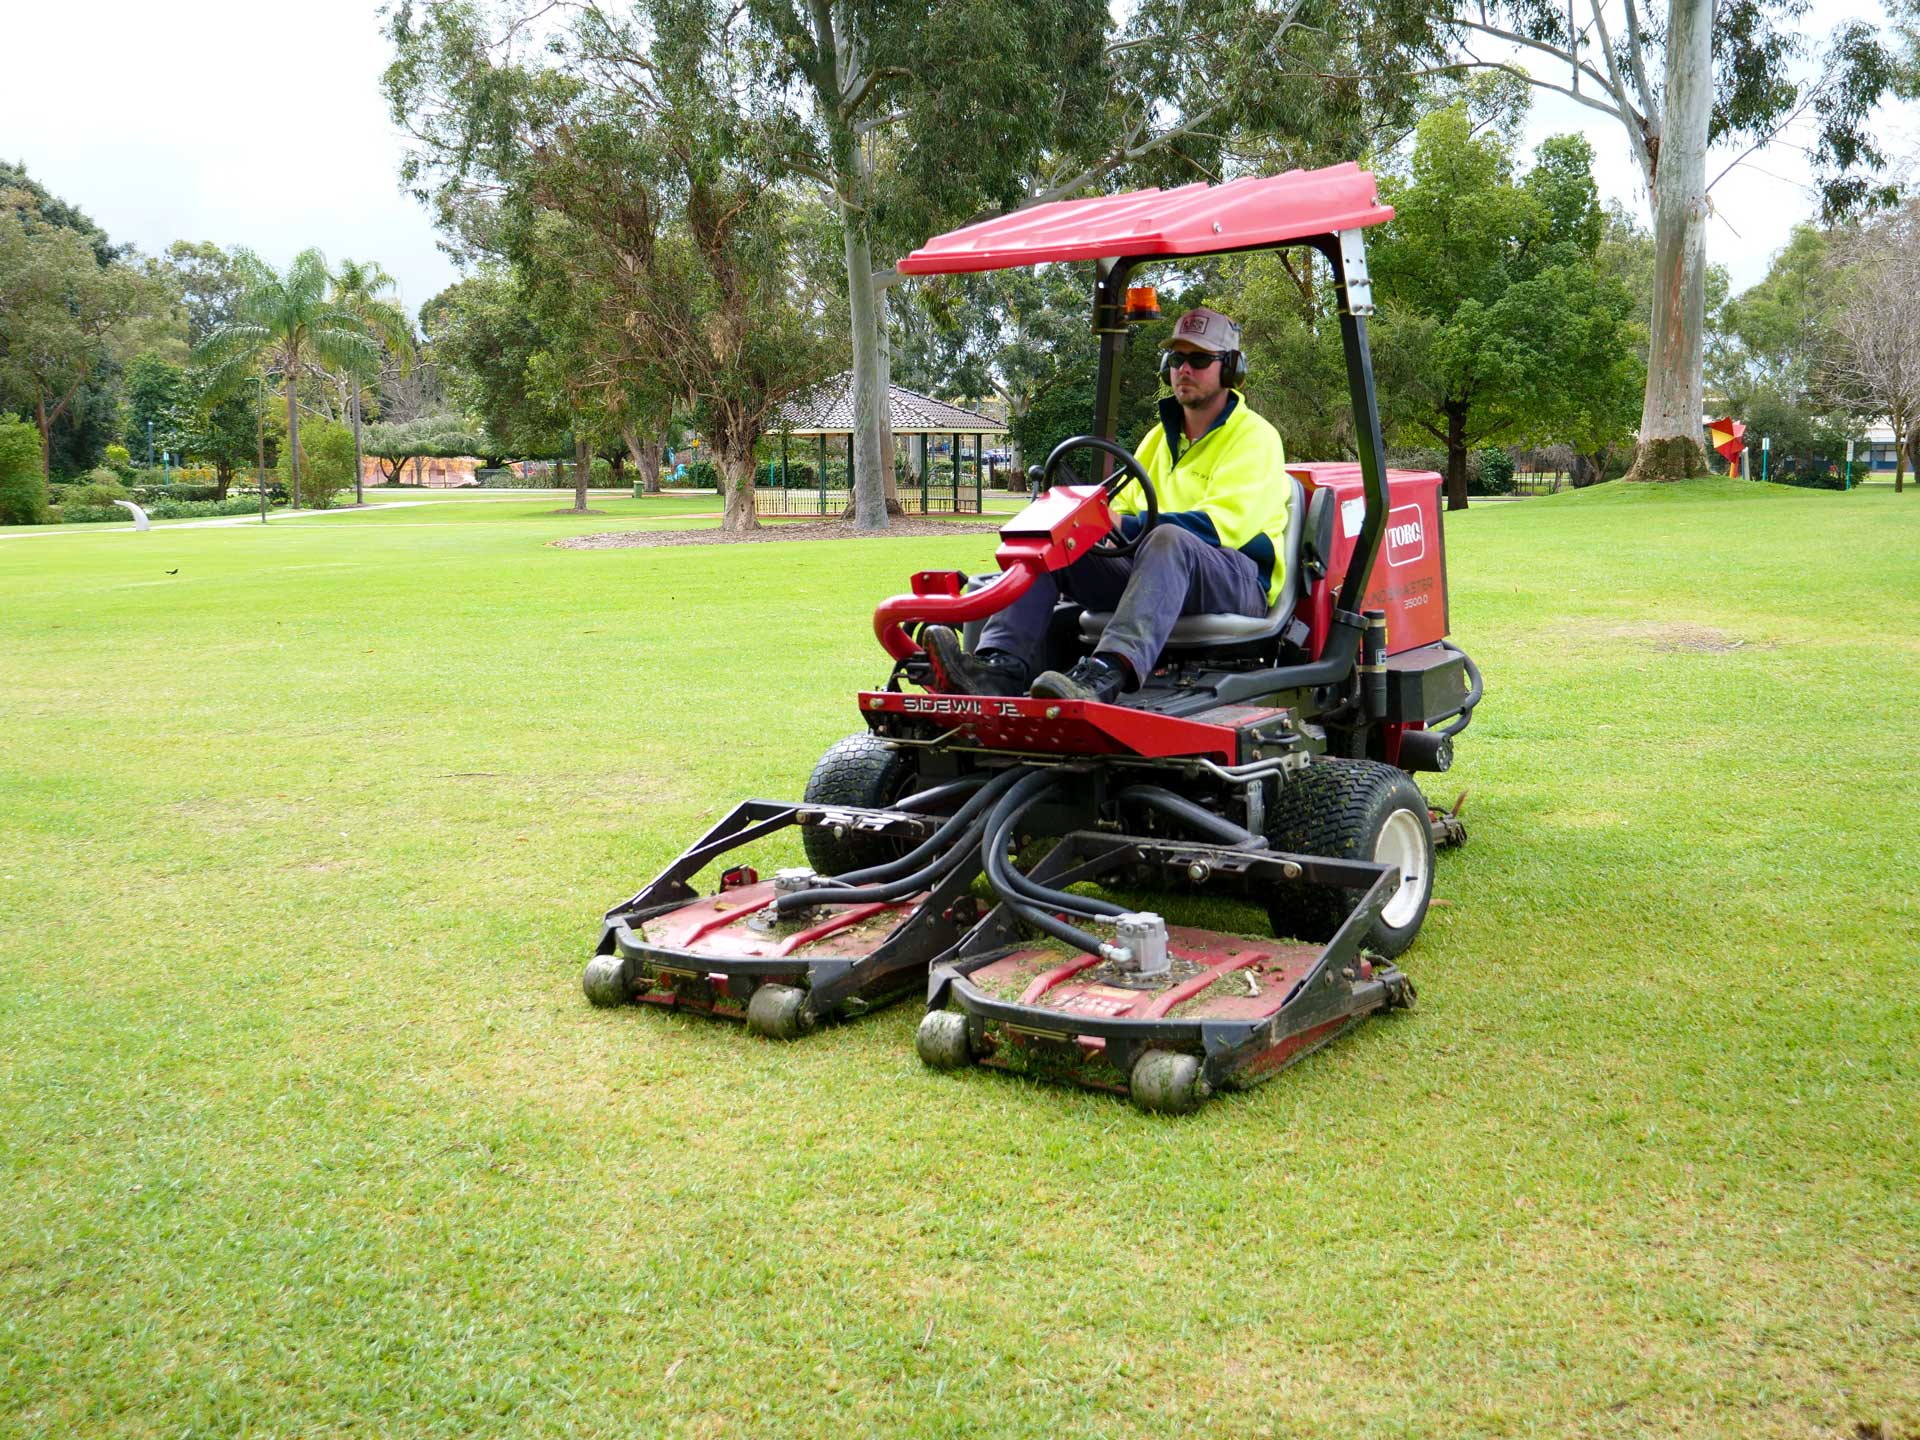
[1158,349,1247,387]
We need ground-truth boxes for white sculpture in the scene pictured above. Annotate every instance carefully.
[111,499,151,531]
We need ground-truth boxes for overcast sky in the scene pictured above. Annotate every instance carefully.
[4,0,1915,325]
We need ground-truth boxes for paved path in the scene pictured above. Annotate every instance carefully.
[0,500,443,540]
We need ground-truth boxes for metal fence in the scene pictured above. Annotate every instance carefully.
[753,483,984,516]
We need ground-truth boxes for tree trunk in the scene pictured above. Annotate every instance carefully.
[875,287,902,514]
[1444,403,1470,512]
[351,379,365,506]
[34,395,49,480]
[841,206,890,532]
[215,460,231,501]
[625,428,663,494]
[1623,0,1712,483]
[609,448,624,486]
[716,445,759,532]
[573,434,591,512]
[285,365,302,509]
[1895,405,1911,494]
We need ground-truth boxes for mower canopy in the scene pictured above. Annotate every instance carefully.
[897,163,1393,276]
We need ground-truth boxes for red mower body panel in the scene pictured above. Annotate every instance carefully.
[859,691,1300,763]
[1291,466,1449,657]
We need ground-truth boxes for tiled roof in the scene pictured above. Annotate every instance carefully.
[776,374,1007,435]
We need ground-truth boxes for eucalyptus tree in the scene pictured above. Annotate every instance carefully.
[732,0,1439,527]
[0,192,161,478]
[1410,0,1919,479]
[1367,110,1642,508]
[506,106,844,531]
[1824,199,1920,492]
[330,258,416,506]
[385,0,1435,530]
[196,249,379,508]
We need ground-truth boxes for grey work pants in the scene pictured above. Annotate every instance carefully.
[978,524,1269,685]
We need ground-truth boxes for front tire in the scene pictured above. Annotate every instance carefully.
[800,732,917,875]
[1264,759,1436,958]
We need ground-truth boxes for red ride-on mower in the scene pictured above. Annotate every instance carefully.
[584,164,1482,1108]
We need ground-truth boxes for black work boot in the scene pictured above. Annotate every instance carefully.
[1029,654,1128,704]
[921,625,1030,698]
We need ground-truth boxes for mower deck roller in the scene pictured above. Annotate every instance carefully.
[917,827,1416,1113]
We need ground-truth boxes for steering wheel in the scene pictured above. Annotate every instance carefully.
[1040,435,1159,558]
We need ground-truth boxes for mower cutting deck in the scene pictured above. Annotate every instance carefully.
[585,163,1482,1111]
[917,829,1416,1113]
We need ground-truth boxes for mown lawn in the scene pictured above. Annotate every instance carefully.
[1,482,1914,1438]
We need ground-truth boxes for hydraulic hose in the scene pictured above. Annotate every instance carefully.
[801,765,1024,898]
[1434,641,1484,738]
[778,806,996,912]
[982,771,1128,922]
[777,766,1026,912]
[979,776,1115,957]
[892,773,990,815]
[1117,785,1268,850]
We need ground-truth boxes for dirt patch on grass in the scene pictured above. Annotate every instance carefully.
[550,508,609,516]
[553,517,1001,549]
[1609,622,1769,654]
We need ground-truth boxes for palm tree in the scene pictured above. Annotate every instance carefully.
[330,258,415,506]
[196,249,377,508]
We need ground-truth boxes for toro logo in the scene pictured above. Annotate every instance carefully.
[1385,503,1426,567]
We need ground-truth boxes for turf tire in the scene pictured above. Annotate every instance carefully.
[1264,758,1434,958]
[800,732,918,876]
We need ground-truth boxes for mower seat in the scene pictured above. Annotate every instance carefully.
[1078,476,1321,651]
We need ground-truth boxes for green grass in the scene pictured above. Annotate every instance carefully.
[1,482,1915,1438]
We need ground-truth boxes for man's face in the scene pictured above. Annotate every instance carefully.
[1166,342,1226,410]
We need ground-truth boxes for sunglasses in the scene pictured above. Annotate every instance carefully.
[1160,350,1223,372]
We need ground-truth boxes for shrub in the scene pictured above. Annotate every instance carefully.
[279,417,356,508]
[681,460,719,489]
[590,457,612,485]
[1471,447,1515,496]
[103,443,133,476]
[147,496,279,519]
[0,418,48,525]
[473,467,548,488]
[65,471,132,510]
[131,483,221,504]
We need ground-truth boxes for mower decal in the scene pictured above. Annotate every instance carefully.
[1340,497,1364,537]
[1385,504,1425,567]
[899,695,1024,718]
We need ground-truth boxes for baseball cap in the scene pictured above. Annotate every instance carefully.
[1168,307,1241,353]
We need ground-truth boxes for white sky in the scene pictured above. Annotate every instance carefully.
[2,0,1914,323]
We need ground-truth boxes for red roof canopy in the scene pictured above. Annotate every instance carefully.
[898,163,1392,276]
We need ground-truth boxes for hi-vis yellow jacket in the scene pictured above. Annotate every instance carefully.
[1115,392,1291,607]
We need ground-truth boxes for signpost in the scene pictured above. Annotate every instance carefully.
[1761,435,1771,484]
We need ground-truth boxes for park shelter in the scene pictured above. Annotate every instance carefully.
[766,374,1008,514]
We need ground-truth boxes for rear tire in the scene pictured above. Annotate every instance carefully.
[1264,759,1435,958]
[800,732,917,875]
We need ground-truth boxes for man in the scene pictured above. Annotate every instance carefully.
[923,307,1289,704]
